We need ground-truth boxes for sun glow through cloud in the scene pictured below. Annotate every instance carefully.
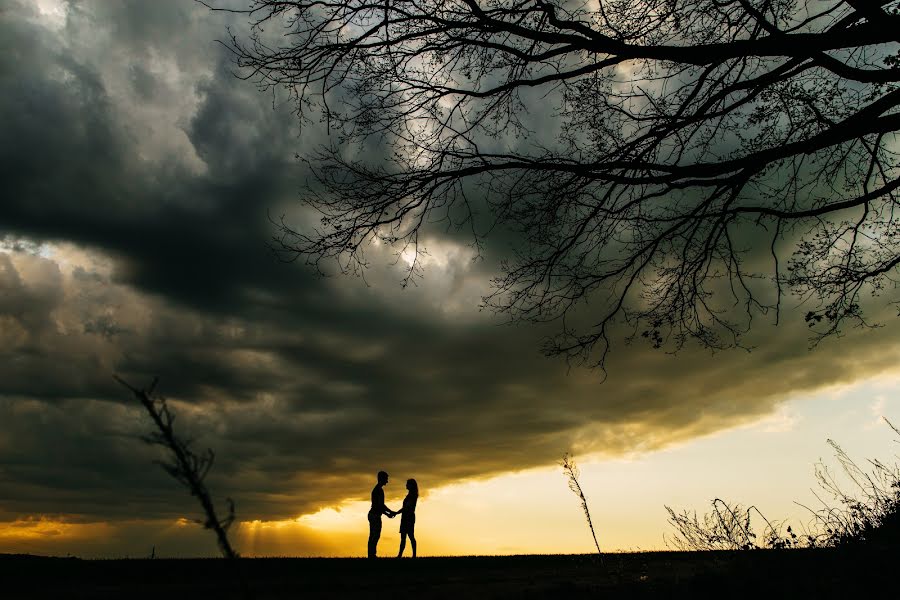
[4,376,897,559]
[4,0,900,563]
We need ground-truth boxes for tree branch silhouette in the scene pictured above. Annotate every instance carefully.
[114,375,242,563]
[217,0,900,369]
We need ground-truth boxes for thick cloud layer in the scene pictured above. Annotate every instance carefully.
[2,0,899,538]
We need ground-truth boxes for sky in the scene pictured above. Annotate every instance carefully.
[1,0,900,558]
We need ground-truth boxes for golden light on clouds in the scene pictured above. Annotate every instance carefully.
[3,234,900,558]
[0,517,105,541]
[2,376,899,559]
[4,0,900,562]
[0,517,115,554]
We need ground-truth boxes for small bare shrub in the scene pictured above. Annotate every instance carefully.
[666,418,900,551]
[665,499,814,551]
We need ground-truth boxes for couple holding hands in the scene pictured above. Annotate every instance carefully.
[367,470,418,558]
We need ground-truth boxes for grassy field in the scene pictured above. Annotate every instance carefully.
[1,549,893,599]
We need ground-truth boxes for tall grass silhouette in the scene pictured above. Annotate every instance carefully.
[665,499,811,550]
[666,417,900,551]
[562,453,602,562]
[810,418,900,547]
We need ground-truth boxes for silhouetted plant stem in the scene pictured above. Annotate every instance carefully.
[562,453,602,563]
[115,375,252,598]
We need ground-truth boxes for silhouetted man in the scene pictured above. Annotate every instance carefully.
[368,470,395,558]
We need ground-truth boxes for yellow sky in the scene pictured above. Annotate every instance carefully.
[4,374,898,558]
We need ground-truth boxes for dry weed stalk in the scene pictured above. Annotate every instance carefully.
[562,453,602,561]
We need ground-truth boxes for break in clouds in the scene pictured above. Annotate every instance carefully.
[2,0,900,547]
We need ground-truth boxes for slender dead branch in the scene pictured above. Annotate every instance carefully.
[114,375,250,590]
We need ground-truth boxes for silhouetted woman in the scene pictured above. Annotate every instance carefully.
[396,478,418,558]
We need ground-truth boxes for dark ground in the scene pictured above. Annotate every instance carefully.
[1,549,894,599]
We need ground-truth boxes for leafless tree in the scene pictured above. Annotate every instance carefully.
[216,0,900,367]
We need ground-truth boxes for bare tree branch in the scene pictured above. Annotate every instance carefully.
[219,0,900,368]
[114,375,244,566]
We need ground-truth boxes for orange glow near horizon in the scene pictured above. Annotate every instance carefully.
[0,516,98,540]
[3,377,899,559]
[0,516,116,555]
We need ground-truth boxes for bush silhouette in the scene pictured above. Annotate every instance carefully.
[666,418,900,551]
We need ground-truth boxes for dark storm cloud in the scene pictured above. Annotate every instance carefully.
[1,0,320,304]
[2,0,900,541]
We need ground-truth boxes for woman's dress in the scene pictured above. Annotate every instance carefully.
[399,494,417,534]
